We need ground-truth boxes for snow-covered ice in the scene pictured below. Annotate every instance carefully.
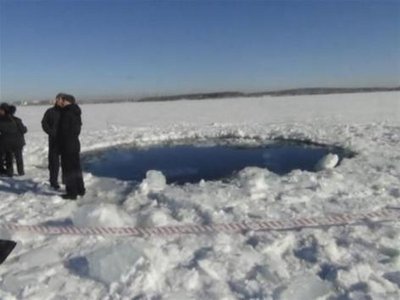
[0,92,399,299]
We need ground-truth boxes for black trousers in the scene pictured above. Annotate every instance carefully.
[61,151,85,196]
[13,147,24,175]
[3,151,13,177]
[48,144,61,186]
[0,148,24,176]
[0,151,5,174]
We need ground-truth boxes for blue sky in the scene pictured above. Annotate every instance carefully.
[1,0,399,101]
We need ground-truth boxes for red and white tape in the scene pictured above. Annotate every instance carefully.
[1,208,399,238]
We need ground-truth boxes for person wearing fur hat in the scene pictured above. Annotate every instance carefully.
[57,93,85,200]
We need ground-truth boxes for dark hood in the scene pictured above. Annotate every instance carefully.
[63,103,81,116]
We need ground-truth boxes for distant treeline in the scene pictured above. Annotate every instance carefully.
[247,86,400,97]
[20,86,400,106]
[137,87,400,102]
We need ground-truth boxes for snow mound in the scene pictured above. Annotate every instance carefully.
[138,208,177,227]
[72,204,136,227]
[315,153,339,171]
[139,170,167,194]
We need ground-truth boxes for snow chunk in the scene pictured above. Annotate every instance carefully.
[337,263,372,287]
[68,243,145,285]
[87,243,144,284]
[73,204,135,227]
[145,209,174,227]
[197,259,226,281]
[315,153,339,171]
[238,167,271,200]
[164,291,195,300]
[276,275,332,300]
[16,246,60,269]
[384,272,400,288]
[138,208,177,227]
[0,228,12,240]
[2,246,60,294]
[139,170,167,194]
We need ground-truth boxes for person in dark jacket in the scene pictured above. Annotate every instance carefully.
[0,103,19,177]
[0,103,9,175]
[57,94,85,200]
[41,95,63,189]
[0,103,10,174]
[8,105,27,175]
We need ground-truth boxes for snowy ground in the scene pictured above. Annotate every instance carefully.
[1,92,400,299]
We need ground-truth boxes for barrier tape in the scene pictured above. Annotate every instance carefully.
[1,208,399,238]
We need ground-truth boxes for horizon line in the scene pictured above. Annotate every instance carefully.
[6,85,400,105]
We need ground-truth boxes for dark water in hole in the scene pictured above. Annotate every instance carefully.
[84,142,353,184]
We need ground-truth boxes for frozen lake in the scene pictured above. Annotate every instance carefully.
[2,92,398,299]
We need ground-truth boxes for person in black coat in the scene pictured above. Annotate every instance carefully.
[0,103,19,177]
[8,105,27,175]
[0,103,10,174]
[41,95,63,189]
[0,103,9,175]
[57,94,85,200]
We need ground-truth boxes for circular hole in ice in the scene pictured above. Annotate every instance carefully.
[82,139,355,185]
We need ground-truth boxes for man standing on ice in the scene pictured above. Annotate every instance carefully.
[57,94,85,200]
[41,94,63,189]
[0,103,19,177]
[8,105,27,176]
